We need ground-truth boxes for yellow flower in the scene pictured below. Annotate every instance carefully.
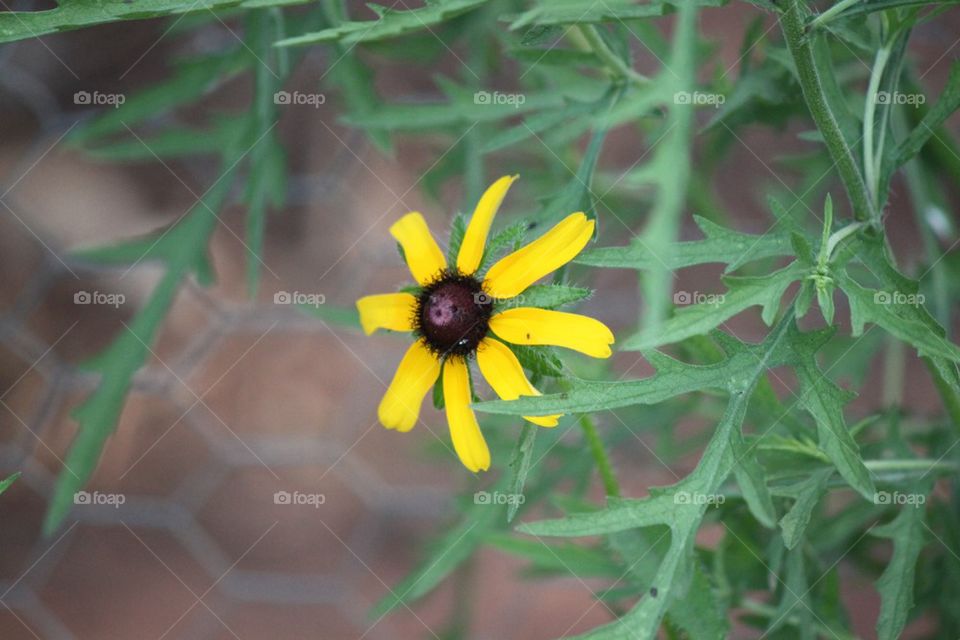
[356,175,615,472]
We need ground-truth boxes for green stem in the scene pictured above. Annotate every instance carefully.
[808,0,862,31]
[781,0,877,225]
[924,358,960,435]
[864,458,959,473]
[578,414,621,497]
[863,41,892,208]
[577,25,650,86]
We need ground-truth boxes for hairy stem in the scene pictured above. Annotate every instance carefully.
[578,414,621,497]
[781,0,877,224]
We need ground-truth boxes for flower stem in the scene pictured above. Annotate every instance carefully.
[781,0,877,225]
[578,414,621,497]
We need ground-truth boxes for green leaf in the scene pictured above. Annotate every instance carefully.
[871,480,933,640]
[43,160,240,536]
[517,312,796,639]
[369,484,503,618]
[445,213,468,265]
[575,215,793,273]
[498,284,591,310]
[478,220,527,273]
[508,0,724,29]
[343,90,566,131]
[80,118,248,161]
[510,344,565,379]
[839,275,960,364]
[71,51,247,146]
[0,0,310,44]
[880,62,960,203]
[244,8,287,298]
[275,0,486,46]
[506,423,538,523]
[780,324,876,500]
[777,467,832,550]
[0,472,20,495]
[487,533,621,577]
[295,303,361,329]
[623,261,806,351]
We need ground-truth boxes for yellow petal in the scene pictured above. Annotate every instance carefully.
[390,212,447,285]
[378,340,441,432]
[356,293,416,335]
[456,175,518,275]
[476,338,560,427]
[442,358,490,472]
[483,212,594,299]
[490,307,614,358]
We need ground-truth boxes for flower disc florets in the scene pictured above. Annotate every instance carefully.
[415,270,493,359]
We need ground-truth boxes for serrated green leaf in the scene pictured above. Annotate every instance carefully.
[781,323,875,500]
[513,312,794,639]
[508,0,723,29]
[487,533,621,577]
[778,467,832,549]
[0,0,310,44]
[477,220,527,273]
[577,215,794,273]
[275,0,485,47]
[498,284,591,310]
[506,423,537,523]
[871,480,932,640]
[623,261,806,351]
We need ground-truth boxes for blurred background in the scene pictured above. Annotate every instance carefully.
[0,1,958,638]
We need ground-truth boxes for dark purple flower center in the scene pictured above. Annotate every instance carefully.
[415,271,492,358]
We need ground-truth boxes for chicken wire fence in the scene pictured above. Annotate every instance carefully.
[0,29,466,640]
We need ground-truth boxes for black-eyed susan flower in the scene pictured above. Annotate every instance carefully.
[356,176,614,472]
